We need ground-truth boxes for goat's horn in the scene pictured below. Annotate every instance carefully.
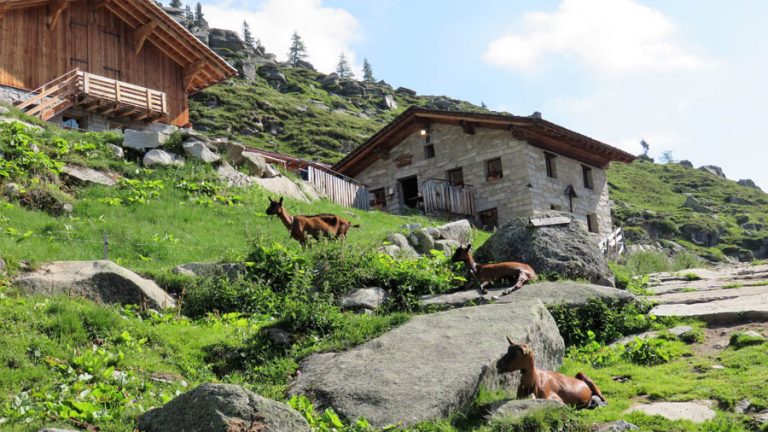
[506,336,515,345]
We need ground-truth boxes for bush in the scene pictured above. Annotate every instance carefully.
[548,299,653,346]
[624,251,671,275]
[183,276,280,319]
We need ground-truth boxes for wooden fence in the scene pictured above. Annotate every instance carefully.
[600,227,625,260]
[421,179,475,216]
[307,166,370,210]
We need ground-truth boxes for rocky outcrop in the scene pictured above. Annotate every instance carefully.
[682,194,711,213]
[381,220,469,258]
[122,129,171,151]
[182,138,220,163]
[207,29,247,53]
[258,65,288,89]
[61,165,117,187]
[14,261,175,309]
[216,161,256,188]
[698,165,726,179]
[172,262,246,281]
[340,287,388,312]
[138,383,309,432]
[475,211,615,287]
[288,299,564,427]
[487,399,565,422]
[421,281,636,309]
[626,401,716,423]
[738,179,762,191]
[143,149,185,167]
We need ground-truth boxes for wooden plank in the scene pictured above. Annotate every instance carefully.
[529,216,572,227]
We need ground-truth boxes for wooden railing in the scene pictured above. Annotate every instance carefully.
[422,178,475,216]
[600,227,625,260]
[77,71,167,114]
[15,69,80,120]
[307,165,370,210]
[14,69,167,122]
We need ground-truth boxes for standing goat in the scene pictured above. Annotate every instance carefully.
[498,337,607,408]
[265,197,358,246]
[450,244,536,295]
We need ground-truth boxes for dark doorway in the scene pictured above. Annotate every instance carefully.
[478,208,499,230]
[399,176,420,209]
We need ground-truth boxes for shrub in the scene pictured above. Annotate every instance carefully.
[729,332,766,349]
[624,251,671,275]
[183,276,280,319]
[672,252,704,271]
[245,241,311,292]
[548,299,653,346]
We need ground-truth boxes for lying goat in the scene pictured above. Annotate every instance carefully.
[450,244,536,295]
[497,337,607,408]
[265,196,358,245]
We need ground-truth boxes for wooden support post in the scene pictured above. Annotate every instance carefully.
[114,80,121,103]
[183,59,205,92]
[133,20,158,55]
[47,0,70,31]
[102,231,109,260]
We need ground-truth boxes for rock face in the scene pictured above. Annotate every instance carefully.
[242,152,267,177]
[738,179,762,191]
[647,263,768,324]
[288,299,564,428]
[207,28,247,53]
[475,212,615,287]
[421,281,636,309]
[61,165,117,187]
[138,383,309,432]
[682,194,711,213]
[143,149,185,167]
[626,401,716,423]
[15,261,175,309]
[698,165,726,179]
[216,161,256,187]
[437,219,472,244]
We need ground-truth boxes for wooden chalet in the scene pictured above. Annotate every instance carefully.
[0,0,237,128]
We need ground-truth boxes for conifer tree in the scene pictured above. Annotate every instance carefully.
[169,0,183,8]
[194,2,205,28]
[243,21,255,49]
[287,32,308,66]
[336,52,354,79]
[184,5,193,25]
[362,58,374,81]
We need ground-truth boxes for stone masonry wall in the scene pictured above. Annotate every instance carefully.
[354,123,533,223]
[0,85,28,105]
[354,123,614,234]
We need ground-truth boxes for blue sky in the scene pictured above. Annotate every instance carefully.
[199,0,768,190]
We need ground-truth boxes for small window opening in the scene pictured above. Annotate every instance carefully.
[486,157,503,181]
[447,167,464,187]
[424,144,435,159]
[587,214,599,233]
[582,165,594,189]
[545,152,557,178]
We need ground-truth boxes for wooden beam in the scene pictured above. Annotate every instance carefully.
[133,20,158,55]
[183,60,205,91]
[0,2,8,20]
[47,0,69,31]
[92,0,114,10]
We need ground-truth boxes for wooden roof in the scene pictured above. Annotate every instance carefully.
[333,107,636,177]
[0,0,237,92]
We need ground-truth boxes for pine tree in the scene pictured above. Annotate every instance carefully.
[169,0,183,8]
[336,52,354,79]
[194,2,204,28]
[362,58,374,81]
[243,21,255,49]
[640,139,650,157]
[255,38,265,52]
[287,32,308,66]
[185,5,194,27]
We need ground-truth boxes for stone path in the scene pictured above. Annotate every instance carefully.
[647,263,768,324]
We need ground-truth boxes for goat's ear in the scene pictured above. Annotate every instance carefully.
[279,197,284,204]
[467,243,472,251]
[506,336,515,346]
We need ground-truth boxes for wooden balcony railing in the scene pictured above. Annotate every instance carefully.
[421,178,476,216]
[15,69,167,123]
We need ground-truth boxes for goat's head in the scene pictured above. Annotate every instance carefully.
[497,336,533,374]
[450,243,472,263]
[265,196,284,215]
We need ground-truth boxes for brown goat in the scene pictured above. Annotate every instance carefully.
[265,197,358,245]
[497,337,607,408]
[450,244,536,295]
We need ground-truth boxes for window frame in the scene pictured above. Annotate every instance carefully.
[369,188,387,209]
[424,144,435,159]
[545,152,557,178]
[486,157,503,181]
[586,214,599,233]
[447,167,465,187]
[582,164,594,190]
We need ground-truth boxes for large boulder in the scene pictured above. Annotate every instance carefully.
[138,383,309,432]
[258,65,288,89]
[340,287,388,312]
[738,179,762,191]
[421,281,636,309]
[288,299,564,428]
[487,399,565,422]
[122,129,169,151]
[61,165,117,187]
[475,211,615,287]
[172,262,246,281]
[436,219,472,244]
[207,28,247,53]
[698,165,726,179]
[14,261,175,309]
[182,138,220,163]
[143,149,185,167]
[242,152,267,177]
[216,161,256,188]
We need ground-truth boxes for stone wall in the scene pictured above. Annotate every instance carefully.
[353,123,613,233]
[0,84,28,105]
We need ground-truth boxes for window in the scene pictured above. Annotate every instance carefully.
[486,158,503,181]
[587,214,599,233]
[478,208,499,230]
[447,167,464,187]
[424,144,435,159]
[370,188,386,209]
[62,116,81,130]
[545,152,557,178]
[550,204,562,211]
[582,165,594,189]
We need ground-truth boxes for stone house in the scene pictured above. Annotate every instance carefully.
[333,108,635,235]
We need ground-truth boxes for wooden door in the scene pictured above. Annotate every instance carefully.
[69,5,90,70]
[97,12,122,80]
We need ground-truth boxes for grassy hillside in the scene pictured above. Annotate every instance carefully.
[608,160,768,262]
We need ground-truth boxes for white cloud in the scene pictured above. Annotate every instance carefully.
[202,0,361,74]
[482,0,705,75]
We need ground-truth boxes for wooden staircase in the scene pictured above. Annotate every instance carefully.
[14,69,80,121]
